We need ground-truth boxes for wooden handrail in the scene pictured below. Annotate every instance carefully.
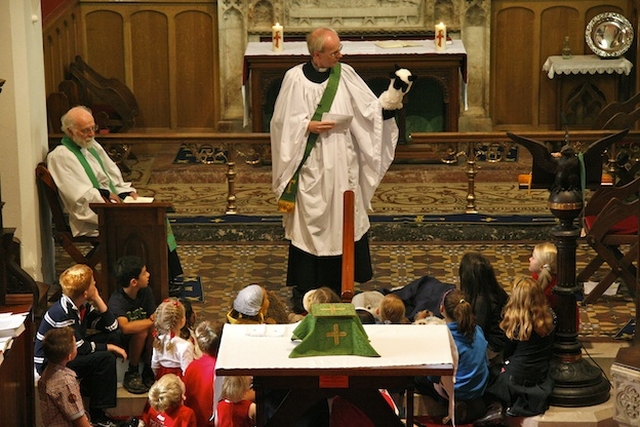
[47,130,640,214]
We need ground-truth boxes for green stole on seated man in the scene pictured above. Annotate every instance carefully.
[277,63,342,213]
[61,136,177,251]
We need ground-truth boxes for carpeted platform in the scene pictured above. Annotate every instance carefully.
[123,151,554,218]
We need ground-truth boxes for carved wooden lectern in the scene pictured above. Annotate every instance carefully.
[90,202,172,305]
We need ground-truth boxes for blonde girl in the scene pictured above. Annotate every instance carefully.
[144,374,197,426]
[482,276,556,421]
[151,297,195,379]
[529,242,558,308]
[217,376,256,427]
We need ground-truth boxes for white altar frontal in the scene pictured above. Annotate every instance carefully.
[217,323,456,427]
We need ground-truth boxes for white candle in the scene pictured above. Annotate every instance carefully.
[435,22,447,51]
[272,23,284,52]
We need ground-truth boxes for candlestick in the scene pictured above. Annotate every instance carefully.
[272,23,284,52]
[435,22,447,52]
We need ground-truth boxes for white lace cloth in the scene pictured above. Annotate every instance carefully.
[543,54,633,79]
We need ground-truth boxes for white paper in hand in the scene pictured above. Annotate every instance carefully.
[321,113,353,133]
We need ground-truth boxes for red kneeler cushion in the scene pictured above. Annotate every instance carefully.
[584,214,638,235]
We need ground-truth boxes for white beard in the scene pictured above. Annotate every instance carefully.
[72,134,93,149]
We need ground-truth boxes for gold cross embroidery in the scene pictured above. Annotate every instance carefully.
[318,305,340,315]
[325,323,347,345]
[285,177,297,194]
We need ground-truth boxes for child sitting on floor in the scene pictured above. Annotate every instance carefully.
[414,288,489,425]
[38,327,92,427]
[179,299,202,359]
[475,277,556,426]
[151,298,195,379]
[217,376,256,427]
[377,293,409,324]
[302,286,342,313]
[529,242,558,309]
[227,284,272,324]
[143,374,197,426]
[183,320,222,427]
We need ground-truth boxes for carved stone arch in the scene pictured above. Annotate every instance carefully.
[249,0,276,30]
[434,0,455,26]
[465,4,485,27]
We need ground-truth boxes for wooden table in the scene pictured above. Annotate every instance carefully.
[216,323,455,427]
[243,40,467,136]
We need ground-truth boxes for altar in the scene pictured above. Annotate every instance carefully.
[243,40,467,138]
[216,323,456,427]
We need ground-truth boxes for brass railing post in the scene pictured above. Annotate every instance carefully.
[225,142,237,214]
[465,141,478,214]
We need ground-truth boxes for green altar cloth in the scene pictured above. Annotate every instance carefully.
[289,303,380,358]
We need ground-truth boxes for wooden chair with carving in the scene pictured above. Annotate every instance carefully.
[578,175,640,304]
[35,162,103,285]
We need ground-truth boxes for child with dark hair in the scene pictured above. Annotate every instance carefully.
[459,252,508,363]
[108,255,157,393]
[183,321,222,427]
[38,327,92,427]
[414,288,489,424]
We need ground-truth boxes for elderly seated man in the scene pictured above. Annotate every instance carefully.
[47,105,183,284]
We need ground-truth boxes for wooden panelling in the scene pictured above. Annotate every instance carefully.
[84,11,126,83]
[492,7,535,127]
[175,11,217,129]
[43,6,81,97]
[43,1,220,131]
[130,10,171,128]
[491,0,634,131]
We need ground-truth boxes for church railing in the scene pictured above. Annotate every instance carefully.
[48,130,640,214]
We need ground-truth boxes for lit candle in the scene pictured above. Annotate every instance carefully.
[435,22,447,51]
[272,22,284,52]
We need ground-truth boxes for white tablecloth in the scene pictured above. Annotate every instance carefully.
[543,54,633,79]
[216,323,455,371]
[244,39,466,57]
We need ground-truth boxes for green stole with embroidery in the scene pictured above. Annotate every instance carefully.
[277,63,342,213]
[61,136,177,251]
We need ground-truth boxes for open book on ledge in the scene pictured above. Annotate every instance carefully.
[374,40,423,48]
[124,196,155,203]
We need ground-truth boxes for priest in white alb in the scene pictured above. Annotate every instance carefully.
[270,27,409,313]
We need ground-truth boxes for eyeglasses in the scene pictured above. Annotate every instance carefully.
[326,44,343,58]
[76,125,99,136]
